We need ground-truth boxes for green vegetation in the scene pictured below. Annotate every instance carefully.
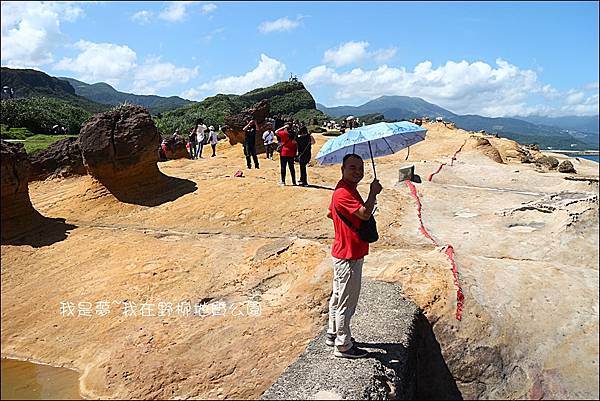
[155,81,330,136]
[323,130,341,137]
[0,124,34,139]
[1,67,107,113]
[308,125,327,133]
[0,97,92,135]
[2,134,78,154]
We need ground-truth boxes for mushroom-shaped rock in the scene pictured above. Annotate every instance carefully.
[79,105,194,205]
[222,99,271,154]
[30,137,86,181]
[1,141,43,241]
[558,160,577,174]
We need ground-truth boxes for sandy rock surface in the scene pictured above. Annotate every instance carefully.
[1,122,598,399]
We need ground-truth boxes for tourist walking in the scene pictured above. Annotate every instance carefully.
[208,125,218,157]
[243,116,260,169]
[194,119,207,159]
[325,153,382,359]
[296,123,315,186]
[275,123,297,185]
[262,123,276,160]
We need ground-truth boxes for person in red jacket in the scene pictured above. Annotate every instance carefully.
[326,153,382,358]
[275,123,298,186]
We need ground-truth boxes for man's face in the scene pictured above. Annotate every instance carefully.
[342,156,364,184]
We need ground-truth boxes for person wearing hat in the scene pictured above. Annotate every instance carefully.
[208,125,218,157]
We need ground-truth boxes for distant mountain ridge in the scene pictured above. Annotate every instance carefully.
[1,67,107,113]
[59,77,195,114]
[318,97,599,150]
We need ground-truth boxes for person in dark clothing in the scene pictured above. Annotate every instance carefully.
[242,116,260,169]
[188,128,197,159]
[273,114,284,131]
[296,123,315,186]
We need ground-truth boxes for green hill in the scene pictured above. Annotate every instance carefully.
[155,81,328,135]
[1,67,107,113]
[60,77,195,114]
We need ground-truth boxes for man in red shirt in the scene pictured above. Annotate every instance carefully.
[326,153,382,358]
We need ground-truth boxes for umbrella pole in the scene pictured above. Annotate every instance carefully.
[368,141,377,180]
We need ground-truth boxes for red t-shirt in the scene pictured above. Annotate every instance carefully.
[329,179,369,260]
[277,130,298,157]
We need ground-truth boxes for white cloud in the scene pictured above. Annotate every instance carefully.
[258,17,301,34]
[159,1,193,22]
[132,56,199,94]
[55,40,137,86]
[54,41,198,95]
[323,41,369,67]
[322,41,397,67]
[199,54,286,94]
[131,10,152,24]
[303,58,599,117]
[373,47,397,63]
[180,88,201,100]
[1,1,84,67]
[201,3,217,14]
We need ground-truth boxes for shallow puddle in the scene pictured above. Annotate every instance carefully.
[1,358,81,400]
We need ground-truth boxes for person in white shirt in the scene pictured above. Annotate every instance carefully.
[194,118,207,159]
[208,125,218,157]
[262,123,276,160]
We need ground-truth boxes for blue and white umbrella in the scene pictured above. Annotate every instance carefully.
[315,121,427,178]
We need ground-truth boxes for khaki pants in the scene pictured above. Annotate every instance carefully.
[327,257,364,352]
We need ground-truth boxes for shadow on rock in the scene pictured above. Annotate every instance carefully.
[101,172,197,207]
[415,313,463,400]
[2,215,77,248]
[304,184,335,191]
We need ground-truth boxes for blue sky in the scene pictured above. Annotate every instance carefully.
[1,1,598,117]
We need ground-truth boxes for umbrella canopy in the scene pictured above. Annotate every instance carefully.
[315,121,427,178]
[345,115,355,121]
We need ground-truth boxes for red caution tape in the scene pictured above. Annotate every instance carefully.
[428,140,468,181]
[427,163,446,182]
[450,140,467,167]
[405,180,464,321]
[444,245,464,321]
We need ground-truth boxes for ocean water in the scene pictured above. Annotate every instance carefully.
[576,154,599,163]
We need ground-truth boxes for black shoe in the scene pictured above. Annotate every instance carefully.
[334,345,368,359]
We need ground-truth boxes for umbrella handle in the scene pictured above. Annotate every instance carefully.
[368,141,377,180]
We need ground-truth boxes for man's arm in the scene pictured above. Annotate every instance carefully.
[353,179,383,221]
[327,209,333,220]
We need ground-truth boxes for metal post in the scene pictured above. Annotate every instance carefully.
[368,141,377,180]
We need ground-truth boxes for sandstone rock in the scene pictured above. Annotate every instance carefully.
[79,105,195,205]
[558,160,577,174]
[466,136,504,163]
[30,137,86,181]
[160,134,189,160]
[222,100,270,154]
[1,141,43,241]
[535,155,559,170]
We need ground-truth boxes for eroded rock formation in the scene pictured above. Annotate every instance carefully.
[1,141,43,240]
[558,160,577,174]
[30,137,86,181]
[79,105,194,205]
[222,99,270,154]
[466,136,505,163]
[160,134,189,160]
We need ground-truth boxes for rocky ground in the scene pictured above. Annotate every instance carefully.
[1,122,598,399]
